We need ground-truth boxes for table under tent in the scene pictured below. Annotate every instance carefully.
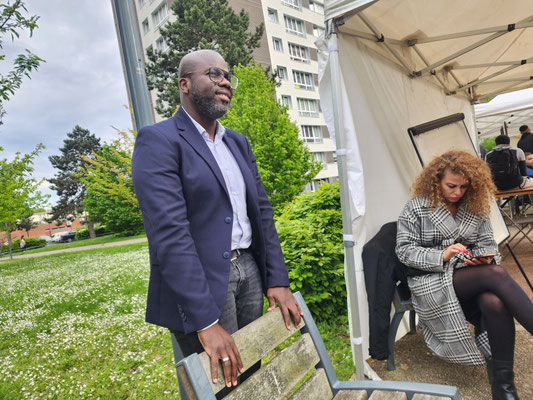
[317,0,533,380]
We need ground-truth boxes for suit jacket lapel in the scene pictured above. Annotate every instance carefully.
[173,108,229,198]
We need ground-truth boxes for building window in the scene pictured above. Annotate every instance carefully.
[309,0,324,14]
[313,152,327,168]
[282,0,302,10]
[297,98,319,117]
[289,43,310,63]
[313,24,325,37]
[272,37,283,52]
[138,0,146,8]
[301,125,323,143]
[277,66,288,80]
[281,95,292,109]
[284,15,306,37]
[142,19,149,35]
[152,2,168,29]
[267,8,279,23]
[156,36,169,52]
[293,70,314,90]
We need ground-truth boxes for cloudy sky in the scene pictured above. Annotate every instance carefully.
[0,0,132,203]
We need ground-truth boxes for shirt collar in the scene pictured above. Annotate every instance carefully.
[181,106,226,142]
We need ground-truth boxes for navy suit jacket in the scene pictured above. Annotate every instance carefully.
[132,107,290,333]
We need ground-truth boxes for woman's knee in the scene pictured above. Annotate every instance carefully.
[478,292,508,315]
[482,264,510,282]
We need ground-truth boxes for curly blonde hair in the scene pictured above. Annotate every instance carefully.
[412,150,496,215]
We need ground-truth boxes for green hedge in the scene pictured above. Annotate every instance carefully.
[276,182,346,323]
[75,226,109,240]
[1,237,47,253]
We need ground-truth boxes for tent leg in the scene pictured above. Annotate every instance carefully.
[328,28,366,381]
[506,242,533,294]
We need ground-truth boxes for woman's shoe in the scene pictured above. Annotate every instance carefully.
[491,358,519,400]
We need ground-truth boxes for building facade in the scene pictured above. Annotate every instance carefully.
[122,0,337,189]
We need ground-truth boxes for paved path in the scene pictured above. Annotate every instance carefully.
[0,237,148,261]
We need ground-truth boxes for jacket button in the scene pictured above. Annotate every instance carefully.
[223,251,230,259]
[225,217,231,224]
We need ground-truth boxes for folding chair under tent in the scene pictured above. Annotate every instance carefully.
[318,0,533,380]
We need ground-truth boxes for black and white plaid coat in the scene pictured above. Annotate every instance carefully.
[396,196,500,365]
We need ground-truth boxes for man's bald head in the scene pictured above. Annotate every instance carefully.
[178,50,226,79]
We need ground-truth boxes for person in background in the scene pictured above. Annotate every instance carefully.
[525,152,533,177]
[479,143,487,159]
[396,150,533,400]
[20,235,26,251]
[485,134,533,204]
[517,125,533,154]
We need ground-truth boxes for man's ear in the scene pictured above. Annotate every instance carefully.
[178,77,190,94]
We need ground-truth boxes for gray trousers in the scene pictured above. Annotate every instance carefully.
[171,251,264,399]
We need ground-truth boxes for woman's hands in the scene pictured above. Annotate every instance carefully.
[442,243,468,262]
[443,243,494,265]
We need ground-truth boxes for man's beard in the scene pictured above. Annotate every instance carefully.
[190,85,229,120]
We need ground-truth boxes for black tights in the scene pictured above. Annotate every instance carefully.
[453,264,533,361]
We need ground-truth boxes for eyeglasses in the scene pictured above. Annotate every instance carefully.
[183,67,239,88]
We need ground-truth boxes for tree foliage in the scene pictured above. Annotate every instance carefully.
[0,143,49,232]
[48,125,101,223]
[480,136,497,153]
[78,128,143,236]
[145,0,263,117]
[276,182,346,322]
[221,64,321,213]
[0,0,43,124]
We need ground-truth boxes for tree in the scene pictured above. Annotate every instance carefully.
[0,0,43,124]
[145,0,263,117]
[48,125,101,236]
[220,64,322,213]
[0,143,49,256]
[16,215,34,235]
[78,128,143,236]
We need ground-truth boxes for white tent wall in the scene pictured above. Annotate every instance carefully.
[319,31,477,364]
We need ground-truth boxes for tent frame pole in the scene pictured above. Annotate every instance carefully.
[415,15,533,76]
[412,19,533,44]
[328,26,366,381]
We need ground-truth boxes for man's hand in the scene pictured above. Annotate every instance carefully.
[197,323,243,387]
[266,287,303,329]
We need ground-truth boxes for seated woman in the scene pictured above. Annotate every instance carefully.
[396,150,533,400]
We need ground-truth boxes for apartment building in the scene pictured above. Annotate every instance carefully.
[122,0,337,189]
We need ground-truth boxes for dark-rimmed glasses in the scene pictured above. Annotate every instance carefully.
[183,67,239,88]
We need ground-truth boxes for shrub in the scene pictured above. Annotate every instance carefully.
[276,182,346,323]
[1,237,46,253]
[24,237,46,248]
[75,226,110,240]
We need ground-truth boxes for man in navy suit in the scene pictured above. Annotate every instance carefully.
[132,50,301,391]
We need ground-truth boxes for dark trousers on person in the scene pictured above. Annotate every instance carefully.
[171,251,264,399]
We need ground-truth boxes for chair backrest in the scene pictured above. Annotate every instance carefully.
[174,292,339,400]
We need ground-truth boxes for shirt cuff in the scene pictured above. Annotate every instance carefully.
[197,319,219,332]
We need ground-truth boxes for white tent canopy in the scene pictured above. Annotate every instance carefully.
[318,0,533,379]
[475,87,533,138]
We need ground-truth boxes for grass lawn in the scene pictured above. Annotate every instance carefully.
[1,233,147,258]
[0,243,353,399]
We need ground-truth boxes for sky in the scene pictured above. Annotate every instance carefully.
[0,0,133,204]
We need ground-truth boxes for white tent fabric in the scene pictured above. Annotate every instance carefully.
[319,0,533,378]
[326,0,533,101]
[475,87,533,138]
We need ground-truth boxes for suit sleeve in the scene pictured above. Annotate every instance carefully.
[395,203,445,273]
[244,137,290,288]
[132,126,220,332]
